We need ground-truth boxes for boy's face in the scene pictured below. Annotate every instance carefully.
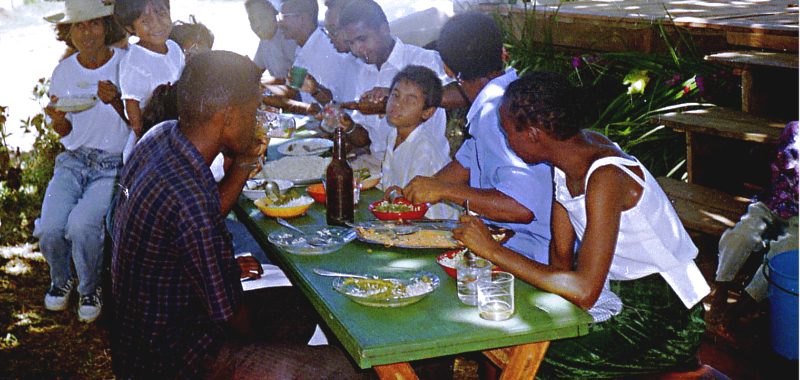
[131,1,172,49]
[386,79,434,129]
[247,3,277,40]
[69,18,106,53]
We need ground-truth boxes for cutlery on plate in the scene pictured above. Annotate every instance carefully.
[276,218,328,246]
[313,268,371,279]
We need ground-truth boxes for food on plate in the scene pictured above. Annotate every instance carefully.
[369,199,428,221]
[356,227,458,249]
[333,271,440,307]
[354,168,371,181]
[258,190,302,206]
[254,194,314,218]
[261,156,330,183]
[54,95,97,112]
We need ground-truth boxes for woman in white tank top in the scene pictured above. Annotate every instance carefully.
[453,72,711,378]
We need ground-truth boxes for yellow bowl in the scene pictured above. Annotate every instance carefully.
[254,196,314,218]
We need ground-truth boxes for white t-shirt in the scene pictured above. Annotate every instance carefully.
[293,28,362,104]
[350,37,451,157]
[49,48,129,154]
[254,28,298,79]
[379,124,458,220]
[119,40,185,163]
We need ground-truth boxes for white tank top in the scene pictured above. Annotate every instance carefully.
[554,156,710,308]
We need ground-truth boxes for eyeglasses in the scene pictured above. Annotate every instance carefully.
[321,26,338,38]
[276,12,302,22]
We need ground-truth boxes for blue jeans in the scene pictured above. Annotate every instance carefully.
[35,147,122,296]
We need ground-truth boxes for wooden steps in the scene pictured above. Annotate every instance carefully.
[653,106,786,145]
[658,177,750,237]
[705,51,799,70]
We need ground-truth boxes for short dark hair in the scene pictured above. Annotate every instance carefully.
[55,16,126,51]
[170,16,214,50]
[282,0,318,20]
[390,65,443,109]
[502,72,582,140]
[114,0,170,29]
[339,0,387,30]
[437,11,503,81]
[177,51,262,127]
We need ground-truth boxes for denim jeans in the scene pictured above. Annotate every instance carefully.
[35,147,122,296]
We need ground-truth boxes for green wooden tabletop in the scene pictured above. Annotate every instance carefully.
[234,188,592,369]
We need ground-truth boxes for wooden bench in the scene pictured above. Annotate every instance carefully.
[658,177,750,237]
[653,106,785,196]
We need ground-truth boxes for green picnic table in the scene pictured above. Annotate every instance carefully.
[234,187,592,380]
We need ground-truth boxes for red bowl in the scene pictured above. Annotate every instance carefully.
[369,200,428,221]
[436,249,463,279]
[306,183,326,204]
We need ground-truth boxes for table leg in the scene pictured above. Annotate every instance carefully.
[373,362,419,380]
[483,341,550,380]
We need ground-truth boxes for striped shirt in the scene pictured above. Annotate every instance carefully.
[111,121,242,379]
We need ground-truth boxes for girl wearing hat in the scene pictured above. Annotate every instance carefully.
[37,0,129,323]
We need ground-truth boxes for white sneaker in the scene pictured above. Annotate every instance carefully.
[78,289,102,323]
[44,279,75,311]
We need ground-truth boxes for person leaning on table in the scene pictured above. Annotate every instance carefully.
[453,72,713,379]
[110,50,373,380]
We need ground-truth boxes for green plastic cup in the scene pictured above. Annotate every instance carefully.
[289,66,308,89]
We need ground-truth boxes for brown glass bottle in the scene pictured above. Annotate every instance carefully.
[325,128,354,226]
[340,98,386,115]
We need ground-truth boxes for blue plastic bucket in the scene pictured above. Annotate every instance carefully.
[765,249,798,360]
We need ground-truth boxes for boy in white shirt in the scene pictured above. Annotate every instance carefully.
[379,65,458,220]
[115,0,185,163]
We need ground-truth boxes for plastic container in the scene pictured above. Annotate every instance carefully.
[765,249,798,360]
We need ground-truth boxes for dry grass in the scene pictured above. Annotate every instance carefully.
[0,244,113,380]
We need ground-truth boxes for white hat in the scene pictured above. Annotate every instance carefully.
[45,0,114,25]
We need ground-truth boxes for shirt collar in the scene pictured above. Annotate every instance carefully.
[466,67,518,122]
[380,36,405,72]
[167,122,218,191]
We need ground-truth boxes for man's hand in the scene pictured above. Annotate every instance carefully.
[359,87,389,105]
[452,215,498,258]
[236,256,263,280]
[403,175,446,204]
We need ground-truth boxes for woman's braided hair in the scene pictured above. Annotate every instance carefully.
[503,72,583,141]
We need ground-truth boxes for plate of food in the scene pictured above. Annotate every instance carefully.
[242,178,294,200]
[268,225,356,255]
[261,156,330,185]
[278,138,333,156]
[253,190,315,218]
[354,168,381,190]
[332,271,440,307]
[354,221,514,250]
[53,95,97,113]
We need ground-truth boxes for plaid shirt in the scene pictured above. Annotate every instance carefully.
[111,121,242,379]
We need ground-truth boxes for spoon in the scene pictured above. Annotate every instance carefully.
[313,268,371,279]
[264,180,281,198]
[276,218,328,246]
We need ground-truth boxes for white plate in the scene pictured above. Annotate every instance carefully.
[261,156,331,185]
[278,138,333,156]
[242,178,294,200]
[54,95,97,113]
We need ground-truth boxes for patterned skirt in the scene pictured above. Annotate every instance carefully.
[537,274,706,379]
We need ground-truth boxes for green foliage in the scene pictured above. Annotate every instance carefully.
[495,8,736,178]
[0,78,62,246]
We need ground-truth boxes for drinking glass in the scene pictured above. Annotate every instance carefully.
[477,271,515,321]
[456,257,492,306]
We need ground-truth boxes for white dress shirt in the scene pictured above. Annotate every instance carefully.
[293,28,362,104]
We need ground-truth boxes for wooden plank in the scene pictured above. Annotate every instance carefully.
[374,363,420,380]
[654,107,786,144]
[706,51,799,69]
[658,177,750,236]
[725,30,799,51]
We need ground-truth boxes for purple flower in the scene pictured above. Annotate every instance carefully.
[665,73,681,87]
[571,56,583,69]
[695,75,705,93]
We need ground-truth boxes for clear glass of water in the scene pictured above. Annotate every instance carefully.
[456,256,492,306]
[477,271,514,321]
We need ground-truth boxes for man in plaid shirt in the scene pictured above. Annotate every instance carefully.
[110,51,370,379]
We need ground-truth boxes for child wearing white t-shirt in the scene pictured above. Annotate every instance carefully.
[379,65,458,220]
[114,0,185,163]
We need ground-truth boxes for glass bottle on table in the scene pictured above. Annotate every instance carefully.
[326,127,354,226]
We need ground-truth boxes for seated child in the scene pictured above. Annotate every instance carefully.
[379,65,458,220]
[169,15,214,58]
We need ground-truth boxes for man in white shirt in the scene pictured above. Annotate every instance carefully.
[279,0,361,104]
[338,0,453,167]
[246,0,298,79]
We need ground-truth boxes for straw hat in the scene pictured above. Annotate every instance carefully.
[45,0,114,25]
